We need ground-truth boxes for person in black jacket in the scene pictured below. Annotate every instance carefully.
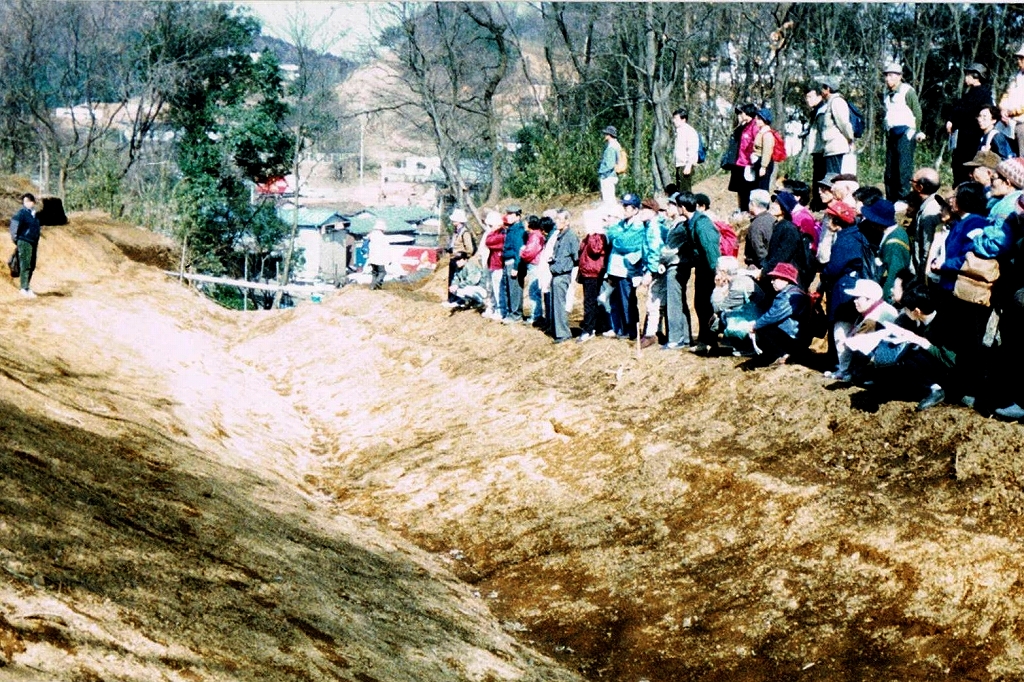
[759,192,810,298]
[945,63,994,187]
[9,193,41,297]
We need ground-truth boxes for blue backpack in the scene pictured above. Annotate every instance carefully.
[847,102,865,139]
[697,133,707,163]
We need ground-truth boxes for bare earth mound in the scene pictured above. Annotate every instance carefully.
[2,198,1024,681]
[0,215,579,682]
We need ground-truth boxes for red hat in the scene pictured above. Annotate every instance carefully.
[825,201,857,226]
[766,262,800,285]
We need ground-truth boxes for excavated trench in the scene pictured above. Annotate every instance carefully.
[235,284,1024,682]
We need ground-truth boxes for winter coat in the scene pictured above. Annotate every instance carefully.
[606,217,660,278]
[735,120,759,168]
[744,211,774,268]
[520,229,546,265]
[578,232,608,279]
[689,210,720,274]
[809,94,855,157]
[754,283,809,340]
[938,213,990,292]
[10,207,40,245]
[880,225,911,303]
[762,219,810,288]
[948,83,993,159]
[550,228,580,276]
[366,229,389,266]
[979,129,1015,160]
[502,221,526,267]
[484,228,507,271]
[821,225,874,319]
[450,225,475,259]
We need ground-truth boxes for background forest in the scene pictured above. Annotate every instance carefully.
[2,1,1024,285]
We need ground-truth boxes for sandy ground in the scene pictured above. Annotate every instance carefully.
[2,174,1024,681]
[0,180,580,682]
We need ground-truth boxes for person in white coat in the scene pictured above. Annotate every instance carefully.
[366,220,389,290]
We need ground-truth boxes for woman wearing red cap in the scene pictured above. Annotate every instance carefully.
[749,262,810,365]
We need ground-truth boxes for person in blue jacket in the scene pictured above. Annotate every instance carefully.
[605,193,660,340]
[749,262,810,365]
[500,205,526,323]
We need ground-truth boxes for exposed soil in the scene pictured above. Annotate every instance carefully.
[2,175,1024,681]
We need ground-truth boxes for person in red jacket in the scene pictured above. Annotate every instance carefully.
[481,211,508,320]
[576,208,611,342]
[519,216,547,324]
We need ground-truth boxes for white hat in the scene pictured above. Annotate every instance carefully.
[1015,44,1024,57]
[882,62,903,75]
[484,210,503,227]
[450,208,468,223]
[844,278,883,302]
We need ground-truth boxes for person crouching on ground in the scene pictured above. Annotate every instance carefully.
[749,262,810,365]
[826,278,899,382]
[711,256,760,355]
[448,255,488,310]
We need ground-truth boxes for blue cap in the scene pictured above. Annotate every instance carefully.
[621,193,641,208]
[757,108,773,125]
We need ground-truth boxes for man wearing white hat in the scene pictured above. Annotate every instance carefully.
[999,43,1024,157]
[882,62,923,204]
[444,207,476,306]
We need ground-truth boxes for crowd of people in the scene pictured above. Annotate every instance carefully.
[442,54,1024,420]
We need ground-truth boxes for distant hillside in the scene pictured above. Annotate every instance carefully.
[253,33,356,85]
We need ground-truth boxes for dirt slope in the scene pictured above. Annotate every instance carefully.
[0,211,580,682]
[3,185,1024,681]
[235,280,1024,682]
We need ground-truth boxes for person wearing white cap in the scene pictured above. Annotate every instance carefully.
[481,210,508,319]
[825,278,899,382]
[444,207,476,307]
[882,62,923,203]
[999,43,1024,157]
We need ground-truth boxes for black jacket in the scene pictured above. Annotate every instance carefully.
[10,207,40,245]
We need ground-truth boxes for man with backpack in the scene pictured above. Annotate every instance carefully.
[805,79,858,210]
[672,108,701,193]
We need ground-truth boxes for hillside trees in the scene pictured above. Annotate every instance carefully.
[377,2,514,219]
[373,3,1024,201]
[148,1,293,280]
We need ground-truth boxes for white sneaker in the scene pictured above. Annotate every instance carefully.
[19,289,35,298]
[601,330,617,338]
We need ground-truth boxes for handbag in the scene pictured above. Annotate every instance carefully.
[7,249,18,278]
[953,252,1000,306]
[870,339,910,367]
